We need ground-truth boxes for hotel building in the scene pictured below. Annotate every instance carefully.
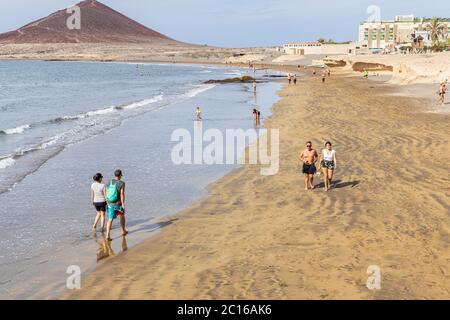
[359,15,450,50]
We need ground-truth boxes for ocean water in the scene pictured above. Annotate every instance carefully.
[0,61,282,299]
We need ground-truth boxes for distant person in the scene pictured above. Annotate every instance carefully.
[253,80,257,93]
[106,170,128,241]
[195,107,202,121]
[91,173,106,232]
[288,73,292,85]
[438,82,447,104]
[319,142,337,191]
[363,69,369,80]
[293,75,297,85]
[313,70,316,76]
[300,141,319,191]
[253,108,261,125]
[253,108,258,121]
[327,69,331,77]
[321,71,327,83]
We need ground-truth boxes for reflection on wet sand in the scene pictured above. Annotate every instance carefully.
[94,233,128,262]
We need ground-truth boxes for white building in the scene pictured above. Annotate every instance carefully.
[358,15,450,50]
[283,42,356,55]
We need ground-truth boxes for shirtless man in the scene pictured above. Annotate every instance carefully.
[300,141,319,190]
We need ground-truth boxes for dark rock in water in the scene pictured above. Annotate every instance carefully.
[204,76,255,84]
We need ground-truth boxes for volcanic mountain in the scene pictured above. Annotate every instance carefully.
[0,0,176,44]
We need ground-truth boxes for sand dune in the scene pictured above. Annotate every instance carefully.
[65,71,449,300]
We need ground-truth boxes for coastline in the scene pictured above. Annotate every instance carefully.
[0,62,284,299]
[64,70,450,300]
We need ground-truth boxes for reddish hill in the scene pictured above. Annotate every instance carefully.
[0,0,176,44]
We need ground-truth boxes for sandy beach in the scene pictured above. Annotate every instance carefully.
[65,70,450,300]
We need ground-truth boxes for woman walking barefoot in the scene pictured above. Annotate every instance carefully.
[91,173,107,232]
[319,142,337,191]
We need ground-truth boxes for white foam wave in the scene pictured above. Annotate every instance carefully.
[0,157,15,170]
[183,85,216,99]
[122,94,164,110]
[1,124,31,135]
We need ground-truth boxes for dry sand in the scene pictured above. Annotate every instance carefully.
[65,71,449,300]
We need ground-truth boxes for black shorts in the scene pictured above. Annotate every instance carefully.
[302,164,317,175]
[321,160,335,170]
[94,202,107,212]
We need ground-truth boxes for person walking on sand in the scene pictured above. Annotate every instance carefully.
[438,82,447,104]
[363,69,369,80]
[300,142,319,191]
[319,142,337,192]
[105,170,128,241]
[321,71,327,83]
[91,173,107,232]
[288,73,292,85]
[293,74,297,85]
[195,106,202,121]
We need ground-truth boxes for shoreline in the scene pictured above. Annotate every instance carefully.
[0,63,283,300]
[64,69,449,300]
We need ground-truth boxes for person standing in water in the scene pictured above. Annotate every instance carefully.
[293,75,297,85]
[106,170,128,241]
[300,142,319,191]
[288,73,292,85]
[195,107,202,121]
[91,173,107,232]
[253,80,257,93]
[319,142,337,191]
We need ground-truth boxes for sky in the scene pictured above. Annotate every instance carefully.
[0,0,448,47]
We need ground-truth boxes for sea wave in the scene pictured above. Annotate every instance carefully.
[0,157,15,170]
[183,85,216,99]
[0,124,31,135]
[121,95,163,110]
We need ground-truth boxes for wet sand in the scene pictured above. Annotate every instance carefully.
[65,72,450,300]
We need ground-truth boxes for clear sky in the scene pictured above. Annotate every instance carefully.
[0,0,448,47]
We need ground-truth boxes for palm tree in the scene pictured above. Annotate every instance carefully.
[426,17,446,46]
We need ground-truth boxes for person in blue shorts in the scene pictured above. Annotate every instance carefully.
[105,169,128,241]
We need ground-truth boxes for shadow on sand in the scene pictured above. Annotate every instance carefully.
[132,218,179,233]
[316,180,360,190]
